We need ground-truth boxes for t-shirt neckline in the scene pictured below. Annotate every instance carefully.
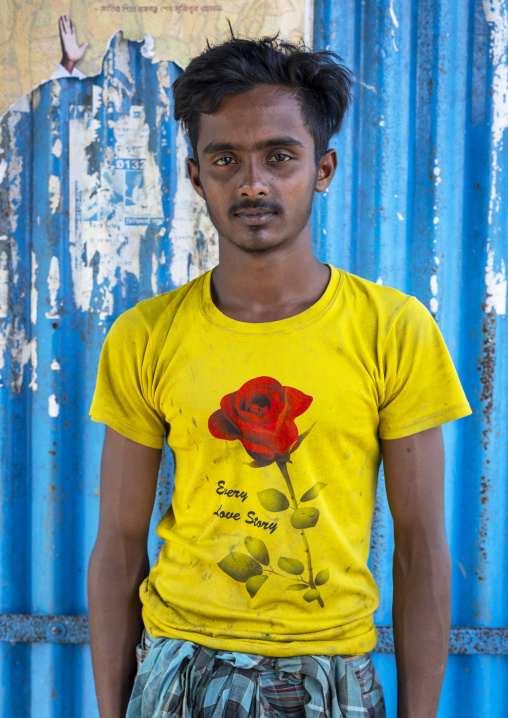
[200,264,342,335]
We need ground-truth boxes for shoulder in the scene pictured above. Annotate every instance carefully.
[340,269,412,312]
[338,269,421,338]
[110,273,206,341]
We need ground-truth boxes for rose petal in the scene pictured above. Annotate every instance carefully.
[235,377,282,408]
[271,415,299,456]
[208,409,241,441]
[240,437,276,462]
[282,386,313,418]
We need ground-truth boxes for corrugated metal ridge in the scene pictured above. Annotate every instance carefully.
[1,616,507,654]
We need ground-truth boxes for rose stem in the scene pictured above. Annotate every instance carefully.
[277,462,325,608]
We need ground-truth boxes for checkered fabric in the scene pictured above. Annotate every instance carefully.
[126,632,385,718]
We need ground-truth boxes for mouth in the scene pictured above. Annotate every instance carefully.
[233,209,277,225]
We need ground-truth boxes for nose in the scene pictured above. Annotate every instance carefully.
[237,159,269,199]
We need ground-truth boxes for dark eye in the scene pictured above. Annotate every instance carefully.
[270,153,291,162]
[215,156,236,166]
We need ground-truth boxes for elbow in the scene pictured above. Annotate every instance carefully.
[393,527,452,590]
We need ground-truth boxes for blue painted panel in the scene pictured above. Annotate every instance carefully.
[313,0,508,714]
[0,35,184,717]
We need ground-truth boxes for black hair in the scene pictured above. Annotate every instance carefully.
[172,34,354,163]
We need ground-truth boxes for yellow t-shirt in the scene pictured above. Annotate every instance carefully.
[90,266,471,656]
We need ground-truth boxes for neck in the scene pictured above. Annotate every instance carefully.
[211,232,330,323]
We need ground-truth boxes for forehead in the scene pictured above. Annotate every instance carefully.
[196,85,313,154]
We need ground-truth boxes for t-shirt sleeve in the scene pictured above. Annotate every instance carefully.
[89,306,166,449]
[378,297,472,440]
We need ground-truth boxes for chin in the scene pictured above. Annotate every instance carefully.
[229,233,291,254]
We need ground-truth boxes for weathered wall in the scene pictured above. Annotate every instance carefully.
[313,0,508,714]
[0,33,216,716]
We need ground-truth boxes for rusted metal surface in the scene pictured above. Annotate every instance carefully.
[2,616,507,657]
[0,615,89,644]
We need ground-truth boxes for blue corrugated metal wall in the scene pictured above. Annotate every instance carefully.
[0,34,183,716]
[0,0,507,714]
[312,0,508,714]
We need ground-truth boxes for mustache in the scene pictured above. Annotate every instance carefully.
[228,199,283,216]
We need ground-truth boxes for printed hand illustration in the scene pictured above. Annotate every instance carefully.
[59,15,88,75]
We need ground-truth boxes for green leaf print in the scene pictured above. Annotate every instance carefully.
[286,584,308,591]
[246,574,268,598]
[294,422,316,450]
[278,557,305,575]
[218,552,263,582]
[244,536,270,565]
[290,507,320,529]
[300,482,327,502]
[257,488,290,512]
[303,589,321,603]
[315,569,330,586]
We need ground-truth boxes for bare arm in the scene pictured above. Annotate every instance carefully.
[382,426,451,718]
[88,426,161,718]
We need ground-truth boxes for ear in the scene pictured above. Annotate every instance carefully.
[186,158,205,200]
[315,149,337,193]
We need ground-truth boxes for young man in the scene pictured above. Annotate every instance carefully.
[89,36,471,718]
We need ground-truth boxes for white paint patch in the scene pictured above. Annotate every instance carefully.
[391,29,399,52]
[433,216,440,225]
[48,394,59,418]
[483,0,508,145]
[46,255,60,318]
[0,251,9,319]
[433,161,442,186]
[376,277,383,285]
[304,0,313,47]
[485,249,507,315]
[31,250,38,324]
[169,127,218,288]
[7,113,23,235]
[52,138,62,158]
[358,81,377,93]
[141,34,155,59]
[430,297,439,313]
[151,251,158,295]
[10,94,31,113]
[28,337,38,391]
[0,159,7,184]
[0,320,38,391]
[323,228,327,235]
[434,255,440,266]
[482,0,508,315]
[51,359,61,371]
[397,212,404,221]
[156,63,172,126]
[430,274,438,296]
[69,104,164,315]
[389,0,400,28]
[102,33,135,113]
[48,175,61,214]
[457,561,467,579]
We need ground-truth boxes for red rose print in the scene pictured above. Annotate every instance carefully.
[208,376,313,462]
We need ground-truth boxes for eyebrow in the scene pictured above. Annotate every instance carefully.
[202,137,305,155]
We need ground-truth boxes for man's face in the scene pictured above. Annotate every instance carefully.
[187,85,336,254]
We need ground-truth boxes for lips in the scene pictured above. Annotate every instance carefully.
[234,209,276,224]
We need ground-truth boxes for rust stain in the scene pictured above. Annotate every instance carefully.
[474,311,496,606]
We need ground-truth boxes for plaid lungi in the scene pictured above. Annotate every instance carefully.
[126,631,385,718]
